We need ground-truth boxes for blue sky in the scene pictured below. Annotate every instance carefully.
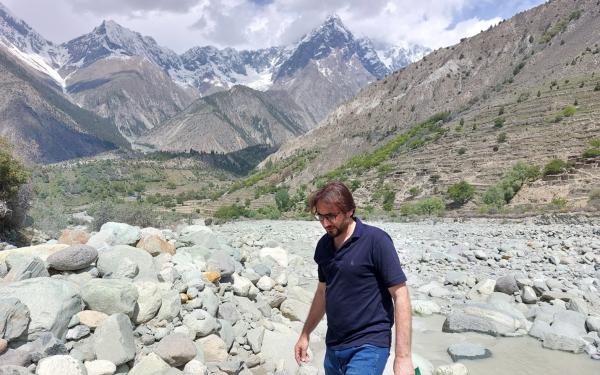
[2,0,547,52]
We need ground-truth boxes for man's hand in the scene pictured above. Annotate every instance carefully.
[393,356,415,375]
[294,334,310,365]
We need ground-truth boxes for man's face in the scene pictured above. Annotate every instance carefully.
[315,201,353,238]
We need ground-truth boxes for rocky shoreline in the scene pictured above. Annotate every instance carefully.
[0,217,598,375]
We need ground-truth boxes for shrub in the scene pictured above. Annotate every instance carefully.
[582,148,600,158]
[447,181,475,205]
[550,196,568,209]
[497,132,507,143]
[408,187,421,197]
[588,189,600,209]
[482,162,540,208]
[400,197,445,216]
[457,148,466,155]
[0,138,30,235]
[543,159,568,176]
[494,117,505,128]
[595,83,600,92]
[561,105,576,117]
[274,188,291,212]
[89,201,165,231]
[498,106,505,115]
[214,204,250,221]
[382,190,396,211]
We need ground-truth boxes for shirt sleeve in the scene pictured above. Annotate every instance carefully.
[317,264,325,283]
[373,231,407,288]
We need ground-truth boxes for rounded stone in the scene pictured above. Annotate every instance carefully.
[36,355,86,375]
[76,311,109,329]
[84,359,116,375]
[47,245,98,271]
[154,333,197,367]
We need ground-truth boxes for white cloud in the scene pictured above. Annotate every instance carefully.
[1,0,539,52]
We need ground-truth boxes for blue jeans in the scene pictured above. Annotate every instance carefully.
[324,344,390,375]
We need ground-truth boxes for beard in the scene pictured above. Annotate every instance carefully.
[325,217,351,238]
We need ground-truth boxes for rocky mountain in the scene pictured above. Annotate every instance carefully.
[0,45,128,163]
[243,0,600,213]
[376,42,432,72]
[0,1,430,158]
[137,85,310,153]
[65,56,196,141]
[60,20,181,75]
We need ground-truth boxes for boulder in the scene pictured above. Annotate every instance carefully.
[87,222,141,250]
[3,256,48,282]
[256,276,276,291]
[0,298,30,342]
[81,279,139,318]
[542,310,587,353]
[128,353,170,375]
[47,245,98,271]
[206,253,235,278]
[412,300,441,316]
[447,342,492,361]
[93,314,135,366]
[178,225,220,249]
[280,299,309,322]
[183,310,218,338]
[36,355,86,375]
[0,278,82,340]
[136,235,175,257]
[259,247,289,268]
[0,366,31,375]
[18,332,68,363]
[197,335,228,363]
[586,316,600,333]
[132,282,162,324]
[217,302,241,325]
[58,229,91,246]
[76,311,108,329]
[442,301,530,337]
[0,244,68,263]
[494,274,520,295]
[246,327,265,354]
[84,360,116,375]
[155,291,181,322]
[183,360,208,375]
[153,333,196,367]
[232,274,252,297]
[96,245,157,281]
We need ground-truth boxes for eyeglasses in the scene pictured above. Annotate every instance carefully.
[314,212,341,222]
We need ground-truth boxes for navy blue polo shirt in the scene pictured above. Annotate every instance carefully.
[314,218,407,350]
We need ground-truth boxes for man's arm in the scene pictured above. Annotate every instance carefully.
[389,282,414,375]
[294,281,326,365]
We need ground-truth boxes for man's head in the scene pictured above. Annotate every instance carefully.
[308,181,356,238]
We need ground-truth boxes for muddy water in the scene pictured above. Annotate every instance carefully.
[402,315,600,375]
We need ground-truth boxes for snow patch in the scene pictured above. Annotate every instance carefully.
[5,43,66,88]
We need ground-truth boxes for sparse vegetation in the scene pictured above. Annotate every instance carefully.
[482,162,540,209]
[582,138,600,158]
[543,159,568,176]
[494,117,505,128]
[497,133,507,143]
[0,138,30,238]
[400,197,445,216]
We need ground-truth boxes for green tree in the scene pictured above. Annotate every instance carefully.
[275,188,291,212]
[447,180,475,205]
[0,138,30,234]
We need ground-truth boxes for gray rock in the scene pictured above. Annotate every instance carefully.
[494,274,520,295]
[46,245,98,272]
[35,355,86,375]
[132,282,161,324]
[218,320,234,352]
[542,310,587,353]
[183,310,218,339]
[81,279,139,318]
[529,318,551,340]
[197,335,228,363]
[183,360,208,375]
[0,366,32,375]
[246,327,265,354]
[442,302,529,337]
[155,291,181,322]
[0,298,30,342]
[87,222,141,250]
[206,253,235,278]
[0,348,31,367]
[198,289,219,317]
[96,246,157,281]
[279,299,308,322]
[154,333,196,367]
[568,298,589,315]
[84,359,116,375]
[93,314,135,366]
[217,303,241,325]
[19,332,67,364]
[65,326,90,341]
[127,353,170,375]
[586,316,600,333]
[447,342,492,361]
[0,278,82,340]
[177,226,220,249]
[412,300,441,316]
[3,256,48,282]
[521,286,538,304]
[445,271,469,286]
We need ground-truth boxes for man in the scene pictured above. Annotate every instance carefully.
[294,181,413,375]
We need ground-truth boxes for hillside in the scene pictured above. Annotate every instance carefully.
[0,46,128,163]
[202,0,600,217]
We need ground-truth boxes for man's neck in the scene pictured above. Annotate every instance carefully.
[334,219,356,250]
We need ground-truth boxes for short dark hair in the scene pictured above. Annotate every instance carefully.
[308,181,356,215]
